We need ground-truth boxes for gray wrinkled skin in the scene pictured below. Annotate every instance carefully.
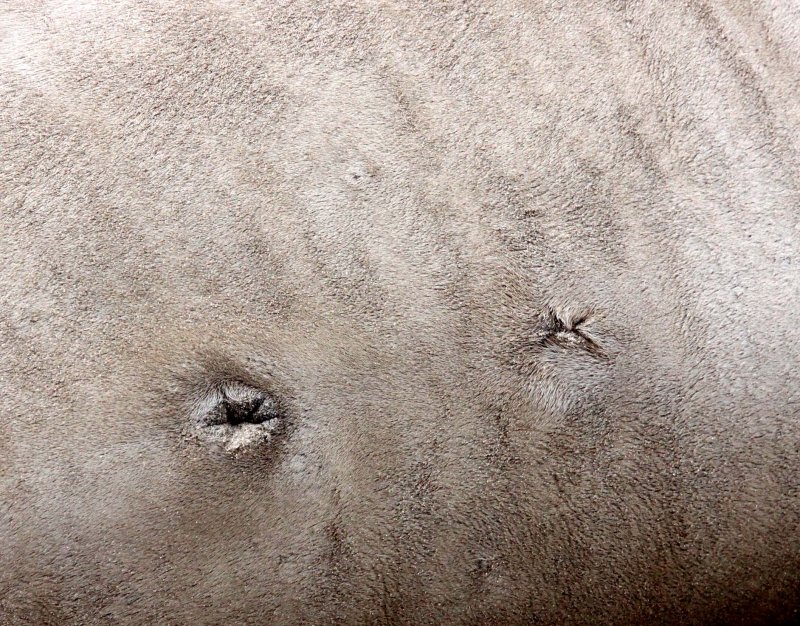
[1,2,799,624]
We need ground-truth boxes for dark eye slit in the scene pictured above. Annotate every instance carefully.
[222,394,278,426]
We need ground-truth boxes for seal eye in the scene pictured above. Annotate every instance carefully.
[219,394,275,426]
[191,383,283,452]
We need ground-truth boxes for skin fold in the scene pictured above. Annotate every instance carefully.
[1,1,799,624]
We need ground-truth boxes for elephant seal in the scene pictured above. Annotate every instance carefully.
[1,1,799,624]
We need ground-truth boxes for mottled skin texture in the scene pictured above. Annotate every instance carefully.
[1,1,799,624]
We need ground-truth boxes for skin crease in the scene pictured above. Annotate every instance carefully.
[1,0,799,624]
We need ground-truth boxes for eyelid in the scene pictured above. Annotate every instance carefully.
[190,382,284,453]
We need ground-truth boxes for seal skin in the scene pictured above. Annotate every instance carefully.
[1,1,799,624]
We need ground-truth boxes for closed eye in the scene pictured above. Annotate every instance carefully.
[220,393,278,426]
[192,383,284,452]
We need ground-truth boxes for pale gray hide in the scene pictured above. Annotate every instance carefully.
[1,1,799,625]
